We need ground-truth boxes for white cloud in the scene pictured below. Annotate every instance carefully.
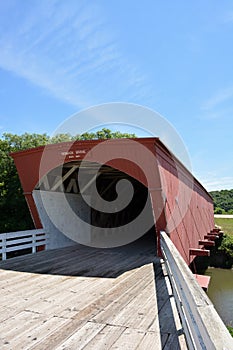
[198,107,233,121]
[0,1,149,108]
[197,175,233,192]
[201,87,233,111]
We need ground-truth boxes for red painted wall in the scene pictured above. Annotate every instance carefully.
[155,140,214,264]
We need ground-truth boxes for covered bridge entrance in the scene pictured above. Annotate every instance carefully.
[33,160,155,250]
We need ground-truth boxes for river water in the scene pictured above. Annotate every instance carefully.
[204,268,233,326]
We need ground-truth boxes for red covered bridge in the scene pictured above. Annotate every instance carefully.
[11,137,214,266]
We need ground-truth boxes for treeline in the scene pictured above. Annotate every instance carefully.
[210,189,233,214]
[0,129,135,233]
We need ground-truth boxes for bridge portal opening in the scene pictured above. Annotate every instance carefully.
[33,161,157,252]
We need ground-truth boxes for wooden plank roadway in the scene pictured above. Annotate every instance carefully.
[0,237,187,349]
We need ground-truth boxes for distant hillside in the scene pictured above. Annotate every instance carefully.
[210,189,233,214]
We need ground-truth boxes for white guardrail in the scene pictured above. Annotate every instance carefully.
[160,231,233,350]
[0,229,48,260]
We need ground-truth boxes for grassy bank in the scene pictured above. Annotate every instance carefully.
[214,218,233,266]
[227,326,233,337]
[215,218,233,236]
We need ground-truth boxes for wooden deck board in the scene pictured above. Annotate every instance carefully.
[0,238,187,349]
[56,322,106,350]
[108,328,146,349]
[82,325,125,350]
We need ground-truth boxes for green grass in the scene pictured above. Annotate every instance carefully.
[214,218,233,236]
[227,326,233,337]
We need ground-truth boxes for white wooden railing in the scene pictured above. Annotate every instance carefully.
[160,231,233,350]
[0,229,48,260]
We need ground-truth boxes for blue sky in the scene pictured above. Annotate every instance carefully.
[0,0,233,191]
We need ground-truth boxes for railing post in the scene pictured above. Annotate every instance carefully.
[45,234,48,250]
[2,235,7,260]
[149,189,166,257]
[32,232,36,254]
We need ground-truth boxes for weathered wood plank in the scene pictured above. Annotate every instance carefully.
[2,315,69,350]
[83,324,125,350]
[91,265,153,325]
[56,321,105,350]
[132,290,158,331]
[110,328,146,349]
[29,269,157,349]
[102,276,156,330]
[0,310,45,339]
[136,331,161,349]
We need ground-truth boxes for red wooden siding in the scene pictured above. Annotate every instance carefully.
[155,140,214,264]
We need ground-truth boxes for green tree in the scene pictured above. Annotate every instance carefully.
[49,128,136,142]
[214,207,224,214]
[74,128,136,141]
[0,133,49,233]
[49,133,75,144]
[210,189,233,213]
[219,234,233,258]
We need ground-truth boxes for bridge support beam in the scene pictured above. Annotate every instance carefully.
[189,248,210,257]
[198,240,215,247]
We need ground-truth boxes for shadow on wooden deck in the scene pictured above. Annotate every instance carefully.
[0,231,156,278]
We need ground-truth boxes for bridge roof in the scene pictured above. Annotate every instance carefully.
[10,137,212,200]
